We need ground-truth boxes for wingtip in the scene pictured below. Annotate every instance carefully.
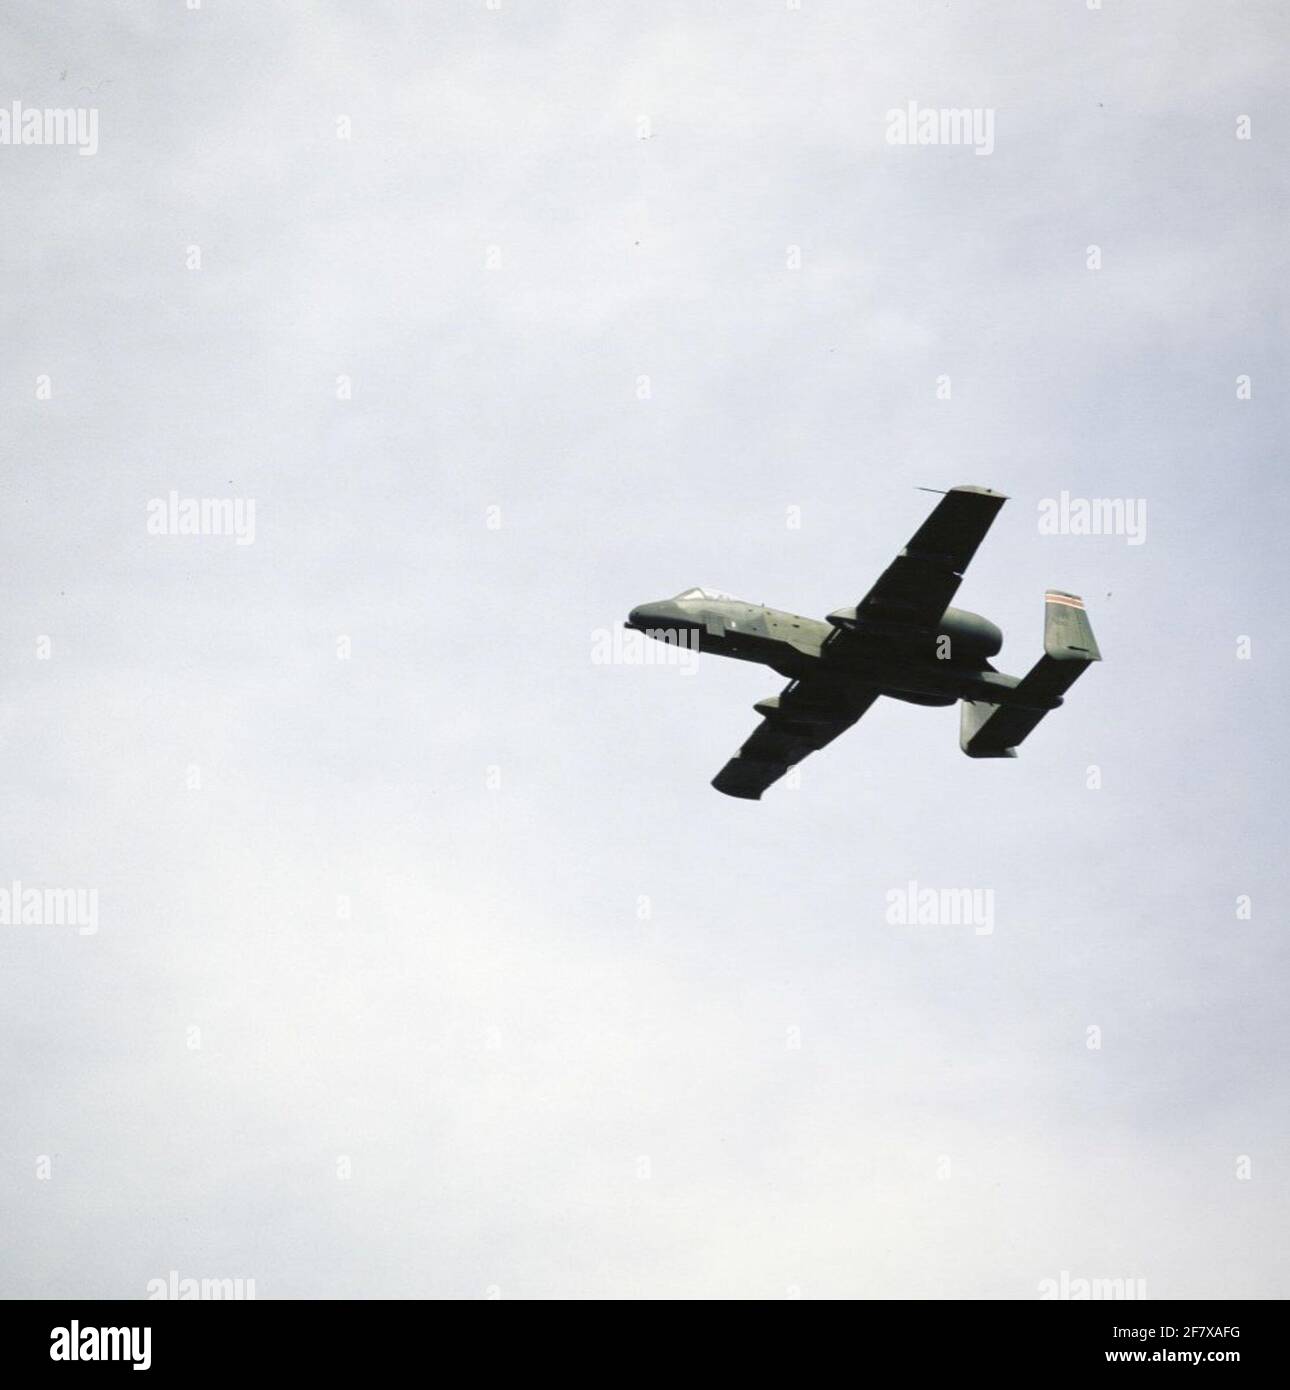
[711,778,763,801]
[950,484,1009,501]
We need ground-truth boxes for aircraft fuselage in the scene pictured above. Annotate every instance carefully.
[625,593,1041,709]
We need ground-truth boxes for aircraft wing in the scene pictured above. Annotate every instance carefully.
[835,485,1007,638]
[712,679,880,800]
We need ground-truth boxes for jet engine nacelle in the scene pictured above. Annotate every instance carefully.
[936,607,1002,658]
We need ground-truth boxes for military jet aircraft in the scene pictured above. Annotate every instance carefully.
[625,485,1101,799]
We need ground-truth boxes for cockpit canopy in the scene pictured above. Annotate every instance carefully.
[674,587,739,602]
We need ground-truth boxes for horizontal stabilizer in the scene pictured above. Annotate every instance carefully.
[961,592,1100,758]
[712,756,791,800]
[960,699,1019,758]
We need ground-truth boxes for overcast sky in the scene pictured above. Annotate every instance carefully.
[1,0,1287,1299]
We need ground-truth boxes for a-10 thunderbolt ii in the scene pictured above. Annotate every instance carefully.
[625,485,1101,799]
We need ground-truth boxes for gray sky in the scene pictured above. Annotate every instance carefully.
[1,0,1287,1298]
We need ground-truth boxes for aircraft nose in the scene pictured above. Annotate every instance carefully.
[627,600,680,630]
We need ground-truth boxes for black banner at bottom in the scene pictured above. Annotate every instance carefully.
[0,1297,1275,1376]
